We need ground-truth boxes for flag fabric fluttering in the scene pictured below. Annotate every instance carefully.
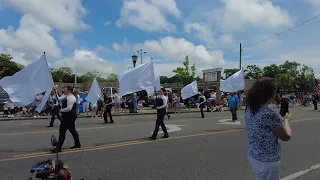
[220,69,245,92]
[181,81,198,100]
[315,79,320,95]
[0,54,54,112]
[118,61,155,96]
[86,78,102,104]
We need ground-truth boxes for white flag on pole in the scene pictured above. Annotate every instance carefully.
[220,69,245,92]
[181,81,199,100]
[0,54,54,112]
[118,61,155,96]
[86,78,101,104]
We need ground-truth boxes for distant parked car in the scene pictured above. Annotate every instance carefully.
[0,92,10,111]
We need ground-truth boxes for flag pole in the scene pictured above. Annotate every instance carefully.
[44,51,60,105]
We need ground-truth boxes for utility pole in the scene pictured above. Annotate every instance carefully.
[239,43,242,70]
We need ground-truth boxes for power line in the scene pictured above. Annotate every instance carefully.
[242,13,320,48]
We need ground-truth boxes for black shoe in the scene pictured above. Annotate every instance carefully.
[168,115,171,120]
[162,135,169,139]
[104,121,109,124]
[50,147,61,153]
[149,136,156,140]
[110,121,114,123]
[47,125,53,127]
[70,145,81,149]
[201,116,204,118]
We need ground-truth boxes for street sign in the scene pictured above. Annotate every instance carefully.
[217,119,241,125]
[150,124,187,134]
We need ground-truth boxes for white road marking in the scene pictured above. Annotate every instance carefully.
[217,119,241,125]
[281,163,320,180]
[150,124,187,134]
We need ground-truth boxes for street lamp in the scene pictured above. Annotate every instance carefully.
[132,55,138,67]
[137,49,147,64]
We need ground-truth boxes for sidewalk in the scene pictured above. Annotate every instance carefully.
[0,108,200,121]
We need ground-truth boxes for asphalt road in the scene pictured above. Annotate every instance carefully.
[0,107,320,180]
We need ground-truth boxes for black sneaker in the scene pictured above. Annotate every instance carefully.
[149,136,156,140]
[162,135,169,139]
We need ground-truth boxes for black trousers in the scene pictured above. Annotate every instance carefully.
[230,108,238,121]
[313,100,318,110]
[58,114,80,149]
[49,106,61,126]
[200,107,204,118]
[103,108,113,123]
[151,109,168,137]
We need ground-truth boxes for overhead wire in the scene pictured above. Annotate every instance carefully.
[242,13,320,48]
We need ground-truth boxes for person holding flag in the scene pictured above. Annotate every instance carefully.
[51,86,81,153]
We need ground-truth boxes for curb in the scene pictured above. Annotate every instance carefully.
[0,110,199,121]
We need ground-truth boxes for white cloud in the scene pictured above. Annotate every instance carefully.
[113,36,227,76]
[59,33,78,46]
[113,38,132,52]
[218,34,235,46]
[184,22,216,45]
[2,0,88,32]
[116,0,180,32]
[216,0,294,32]
[0,14,61,58]
[104,21,111,26]
[54,49,124,77]
[307,0,320,14]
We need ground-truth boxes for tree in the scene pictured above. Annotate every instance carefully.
[80,72,96,82]
[276,73,294,92]
[106,73,118,82]
[223,68,239,78]
[244,65,262,79]
[294,65,315,92]
[51,67,74,83]
[262,64,279,78]
[160,76,169,84]
[0,53,24,79]
[172,56,199,86]
[278,61,300,77]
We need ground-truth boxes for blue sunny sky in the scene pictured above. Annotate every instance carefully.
[0,0,320,77]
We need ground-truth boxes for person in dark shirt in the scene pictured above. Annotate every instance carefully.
[103,92,114,123]
[51,86,81,153]
[149,88,169,140]
[198,91,206,118]
[279,97,289,117]
[312,93,318,110]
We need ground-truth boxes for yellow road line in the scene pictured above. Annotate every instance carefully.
[13,140,141,158]
[0,117,319,163]
[0,116,230,136]
[0,129,242,162]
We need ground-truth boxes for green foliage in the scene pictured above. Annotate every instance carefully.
[0,53,24,79]
[244,65,262,79]
[223,68,239,78]
[172,56,200,86]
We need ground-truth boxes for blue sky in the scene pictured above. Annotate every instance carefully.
[0,0,320,77]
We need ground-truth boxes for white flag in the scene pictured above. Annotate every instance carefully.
[118,61,155,96]
[145,76,161,96]
[220,69,245,92]
[0,54,54,112]
[86,78,101,104]
[181,81,199,100]
[154,76,161,91]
